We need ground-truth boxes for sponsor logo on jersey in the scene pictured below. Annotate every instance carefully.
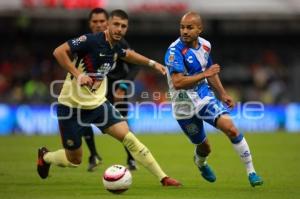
[202,45,210,52]
[96,63,112,78]
[187,56,193,63]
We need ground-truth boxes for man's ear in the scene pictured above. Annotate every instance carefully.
[198,25,203,34]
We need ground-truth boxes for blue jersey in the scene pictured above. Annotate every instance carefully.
[164,37,216,118]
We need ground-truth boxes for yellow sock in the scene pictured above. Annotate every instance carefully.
[43,149,78,168]
[123,132,167,181]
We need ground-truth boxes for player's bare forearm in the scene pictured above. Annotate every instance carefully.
[122,50,166,75]
[171,72,206,90]
[207,74,227,97]
[122,50,150,66]
[53,42,81,79]
[208,74,235,108]
[172,64,220,90]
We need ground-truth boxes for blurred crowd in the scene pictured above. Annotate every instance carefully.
[221,49,290,104]
[0,43,65,104]
[0,42,292,105]
[0,19,296,105]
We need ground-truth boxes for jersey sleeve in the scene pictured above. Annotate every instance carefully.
[113,43,127,58]
[120,39,131,49]
[120,39,140,81]
[164,48,185,74]
[67,34,91,54]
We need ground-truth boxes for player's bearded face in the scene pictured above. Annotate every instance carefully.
[108,16,128,42]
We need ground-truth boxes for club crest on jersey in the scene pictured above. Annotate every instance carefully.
[168,54,175,63]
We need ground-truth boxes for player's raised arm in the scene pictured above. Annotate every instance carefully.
[53,42,81,79]
[121,49,166,75]
[53,42,93,88]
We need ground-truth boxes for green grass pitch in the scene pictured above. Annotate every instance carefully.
[0,133,300,199]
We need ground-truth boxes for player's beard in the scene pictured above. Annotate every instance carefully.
[181,36,192,44]
[113,33,122,41]
[107,30,121,44]
[181,35,198,47]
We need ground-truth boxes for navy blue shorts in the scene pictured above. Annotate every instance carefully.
[177,98,228,144]
[57,101,124,150]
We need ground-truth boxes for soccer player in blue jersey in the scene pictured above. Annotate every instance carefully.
[164,12,263,187]
[36,9,181,187]
[83,8,138,171]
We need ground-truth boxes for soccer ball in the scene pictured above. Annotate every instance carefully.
[102,165,132,194]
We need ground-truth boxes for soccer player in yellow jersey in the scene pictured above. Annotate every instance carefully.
[82,8,139,171]
[36,9,181,186]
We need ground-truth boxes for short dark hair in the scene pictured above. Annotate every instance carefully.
[88,8,109,21]
[110,9,129,20]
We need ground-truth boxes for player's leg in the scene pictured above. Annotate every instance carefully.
[37,104,84,179]
[83,126,103,172]
[177,116,216,182]
[103,122,180,186]
[96,101,181,186]
[202,99,263,186]
[115,100,136,170]
[216,115,263,187]
[37,146,81,179]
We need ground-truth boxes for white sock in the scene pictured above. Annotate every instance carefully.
[194,148,207,167]
[232,137,255,175]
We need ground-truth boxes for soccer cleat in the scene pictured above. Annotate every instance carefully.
[37,147,50,179]
[87,154,103,172]
[248,172,263,187]
[161,177,182,187]
[198,165,216,182]
[127,159,137,171]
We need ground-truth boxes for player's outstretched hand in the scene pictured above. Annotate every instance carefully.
[204,64,220,78]
[221,93,235,109]
[154,62,167,75]
[77,74,93,88]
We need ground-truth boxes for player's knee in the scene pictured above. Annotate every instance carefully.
[225,125,239,139]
